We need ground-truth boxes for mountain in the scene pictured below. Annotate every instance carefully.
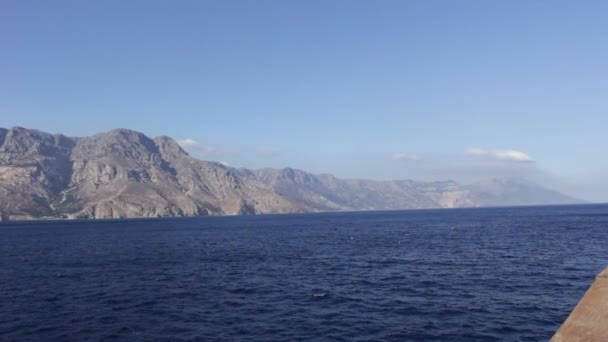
[0,127,303,220]
[0,127,581,220]
[237,168,579,212]
[466,178,581,207]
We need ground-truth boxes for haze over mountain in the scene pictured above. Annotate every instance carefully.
[0,127,581,220]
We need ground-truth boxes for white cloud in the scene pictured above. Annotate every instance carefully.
[466,148,533,163]
[219,161,230,166]
[177,138,218,155]
[256,146,280,157]
[392,152,422,162]
[176,138,197,147]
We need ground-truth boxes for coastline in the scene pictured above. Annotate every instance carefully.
[0,202,599,223]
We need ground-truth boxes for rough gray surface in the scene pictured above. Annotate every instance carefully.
[0,127,302,220]
[0,127,580,220]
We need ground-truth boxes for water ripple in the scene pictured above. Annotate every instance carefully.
[1,205,607,341]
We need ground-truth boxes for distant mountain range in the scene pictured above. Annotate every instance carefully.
[0,127,581,220]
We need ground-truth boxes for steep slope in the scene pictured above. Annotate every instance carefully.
[0,127,303,220]
[64,129,201,218]
[0,127,582,221]
[0,127,75,219]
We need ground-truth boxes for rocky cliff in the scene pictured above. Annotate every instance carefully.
[0,127,580,220]
[0,127,303,220]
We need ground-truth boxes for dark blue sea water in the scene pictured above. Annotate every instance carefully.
[1,205,607,341]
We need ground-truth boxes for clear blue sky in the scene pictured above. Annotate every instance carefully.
[1,1,607,200]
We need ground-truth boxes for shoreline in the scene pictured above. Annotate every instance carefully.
[0,202,602,224]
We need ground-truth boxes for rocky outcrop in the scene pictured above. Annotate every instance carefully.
[0,127,75,219]
[0,127,303,219]
[0,127,581,220]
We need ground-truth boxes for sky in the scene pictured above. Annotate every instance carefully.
[1,1,607,201]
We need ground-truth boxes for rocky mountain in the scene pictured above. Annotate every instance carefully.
[236,168,579,212]
[0,127,303,220]
[0,127,581,220]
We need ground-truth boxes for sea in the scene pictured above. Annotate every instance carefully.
[1,204,607,341]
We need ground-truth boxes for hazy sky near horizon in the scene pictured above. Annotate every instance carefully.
[1,1,607,201]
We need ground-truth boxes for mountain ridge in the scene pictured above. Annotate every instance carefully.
[0,127,581,220]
